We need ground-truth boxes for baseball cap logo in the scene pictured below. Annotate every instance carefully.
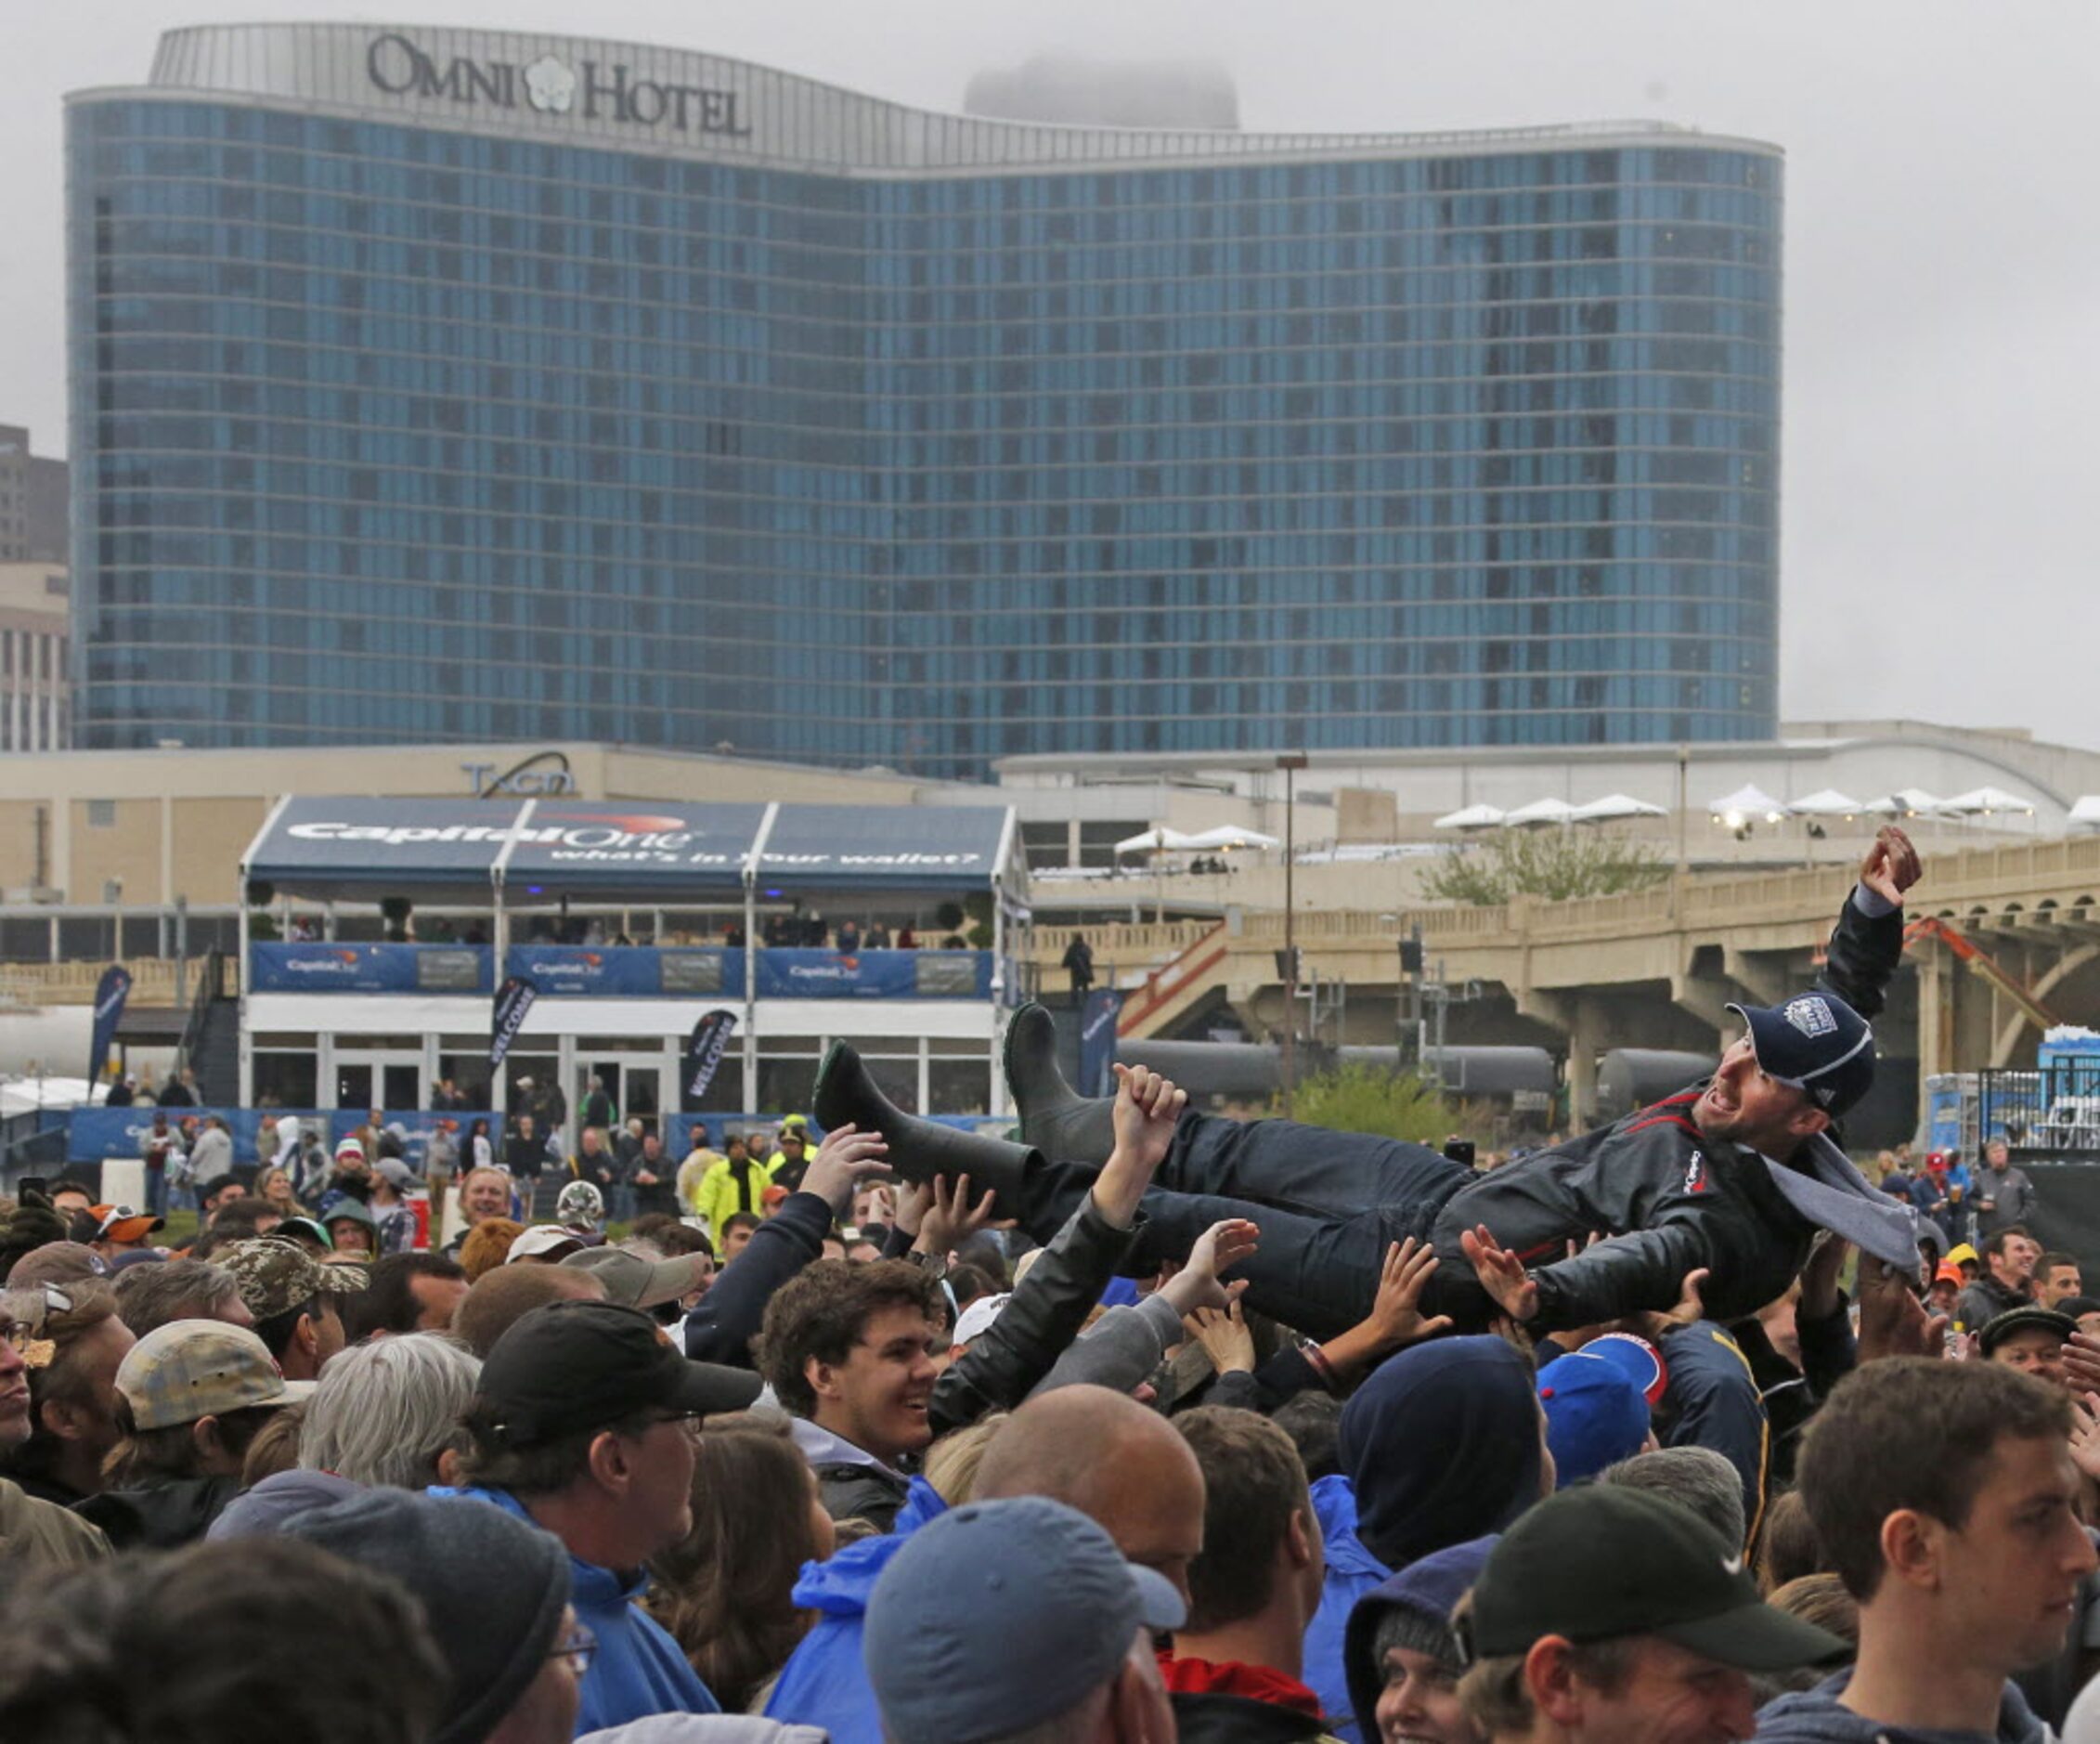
[1784,996,1837,1039]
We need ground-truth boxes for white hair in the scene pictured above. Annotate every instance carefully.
[299,1334,481,1490]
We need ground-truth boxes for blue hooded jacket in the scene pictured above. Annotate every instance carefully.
[763,1477,949,1744]
[1341,1537,1496,1741]
[1301,1474,1389,1744]
[1337,1336,1543,1572]
[428,1484,720,1737]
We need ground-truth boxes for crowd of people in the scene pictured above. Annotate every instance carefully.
[9,826,2100,1742]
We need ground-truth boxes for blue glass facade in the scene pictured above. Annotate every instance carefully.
[70,32,1781,778]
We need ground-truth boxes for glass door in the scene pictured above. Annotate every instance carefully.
[336,1052,425,1112]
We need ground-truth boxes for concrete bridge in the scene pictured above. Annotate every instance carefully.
[1027,836,2100,1135]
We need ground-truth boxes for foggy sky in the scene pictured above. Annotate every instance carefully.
[10,2,2098,750]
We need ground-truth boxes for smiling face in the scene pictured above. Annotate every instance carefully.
[807,1302,940,1465]
[1990,1327,2068,1391]
[1376,1646,1470,1744]
[1692,1034,1827,1158]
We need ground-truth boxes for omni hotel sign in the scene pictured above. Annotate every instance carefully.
[365,33,751,137]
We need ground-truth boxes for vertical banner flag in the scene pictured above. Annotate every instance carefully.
[87,965,133,1089]
[1077,987,1125,1098]
[684,1009,739,1103]
[488,975,538,1070]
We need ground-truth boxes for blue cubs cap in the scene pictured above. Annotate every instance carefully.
[1728,991,1876,1115]
[1537,1352,1652,1488]
[864,1496,1186,1743]
[1581,1331,1668,1406]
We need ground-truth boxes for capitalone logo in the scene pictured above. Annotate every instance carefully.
[522,55,576,113]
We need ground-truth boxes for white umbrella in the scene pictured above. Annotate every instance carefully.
[1432,803,1506,831]
[1179,824,1280,852]
[1501,797,1578,828]
[1939,786,2036,816]
[1786,789,1864,818]
[1707,783,1786,823]
[1864,788,1948,818]
[1568,793,1667,823]
[1113,826,1199,855]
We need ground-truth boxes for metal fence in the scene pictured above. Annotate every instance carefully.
[1978,1058,2100,1163]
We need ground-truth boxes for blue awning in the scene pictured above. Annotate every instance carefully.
[242,796,1018,900]
[755,803,1011,892]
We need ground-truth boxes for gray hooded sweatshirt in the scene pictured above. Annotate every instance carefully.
[1756,1669,2051,1744]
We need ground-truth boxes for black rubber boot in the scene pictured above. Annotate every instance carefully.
[812,1040,1041,1209]
[1003,1002,1118,1165]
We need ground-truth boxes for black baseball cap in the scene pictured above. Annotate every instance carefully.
[477,1300,760,1446]
[1728,991,1876,1115]
[1462,1486,1846,1672]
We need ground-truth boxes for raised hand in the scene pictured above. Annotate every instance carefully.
[1187,1296,1257,1375]
[912,1172,998,1257]
[1860,825,1922,906]
[1363,1238,1456,1350]
[799,1122,893,1213]
[1158,1217,1260,1318]
[1110,1063,1186,1174]
[1094,1064,1188,1228]
[1638,1267,1711,1342]
[1460,1224,1538,1323]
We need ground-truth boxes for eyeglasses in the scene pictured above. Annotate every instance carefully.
[550,1621,596,1677]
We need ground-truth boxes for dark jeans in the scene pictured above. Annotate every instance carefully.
[1023,1113,1471,1340]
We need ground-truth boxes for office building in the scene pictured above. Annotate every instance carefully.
[0,425,68,564]
[70,24,1782,777]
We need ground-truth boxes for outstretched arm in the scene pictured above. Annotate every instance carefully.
[1819,826,1921,1021]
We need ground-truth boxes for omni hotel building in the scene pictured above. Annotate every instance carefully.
[69,24,1783,779]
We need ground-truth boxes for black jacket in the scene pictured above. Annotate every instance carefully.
[1425,889,1906,1334]
[683,1189,835,1367]
[813,1463,912,1534]
[73,1476,239,1550]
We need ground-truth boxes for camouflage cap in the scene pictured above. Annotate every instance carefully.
[116,1318,314,1431]
[219,1235,367,1321]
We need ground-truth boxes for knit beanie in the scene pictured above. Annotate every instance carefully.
[283,1488,571,1744]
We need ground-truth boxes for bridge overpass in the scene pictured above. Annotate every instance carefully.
[1027,836,2100,1136]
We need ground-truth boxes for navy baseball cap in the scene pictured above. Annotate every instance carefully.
[865,1497,1185,1742]
[1536,1353,1651,1488]
[1728,991,1875,1115]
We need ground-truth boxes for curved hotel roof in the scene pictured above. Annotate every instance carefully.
[123,22,1778,175]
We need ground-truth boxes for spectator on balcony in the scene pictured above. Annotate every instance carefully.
[159,1069,198,1109]
[836,918,862,954]
[1064,932,1095,998]
[105,1074,136,1108]
[865,919,892,949]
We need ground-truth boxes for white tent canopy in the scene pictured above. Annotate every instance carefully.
[2071,796,2100,828]
[1501,797,1578,828]
[1707,784,1786,822]
[1939,786,2037,816]
[1114,826,1200,855]
[1569,793,1667,823]
[1432,803,1506,831]
[1785,789,1864,817]
[1865,788,1948,818]
[1178,824,1280,852]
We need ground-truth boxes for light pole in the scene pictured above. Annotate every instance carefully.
[1277,752,1308,1116]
